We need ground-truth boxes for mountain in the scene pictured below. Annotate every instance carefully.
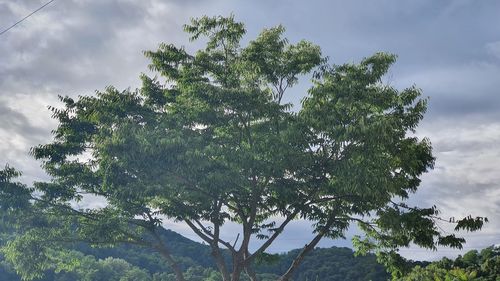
[255,247,387,281]
[0,228,390,280]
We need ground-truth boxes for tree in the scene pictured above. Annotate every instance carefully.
[398,246,500,281]
[0,15,487,281]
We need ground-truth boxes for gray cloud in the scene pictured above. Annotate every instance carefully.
[486,41,500,59]
[1,1,151,92]
[397,62,500,119]
[0,102,45,136]
[402,119,500,259]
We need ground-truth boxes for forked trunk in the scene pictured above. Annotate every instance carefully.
[231,252,245,281]
[211,245,231,281]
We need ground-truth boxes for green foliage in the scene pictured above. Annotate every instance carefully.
[0,15,486,280]
[256,247,388,281]
[0,240,390,281]
[0,166,32,212]
[398,246,500,281]
[0,249,152,281]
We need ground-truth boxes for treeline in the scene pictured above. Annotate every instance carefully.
[254,247,387,281]
[1,220,498,280]
[0,247,388,281]
[397,246,500,281]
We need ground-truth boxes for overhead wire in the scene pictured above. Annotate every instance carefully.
[0,0,56,36]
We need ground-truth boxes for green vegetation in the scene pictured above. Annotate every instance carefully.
[397,246,500,281]
[0,227,390,281]
[255,247,387,281]
[0,15,487,280]
[0,251,152,281]
[2,243,497,280]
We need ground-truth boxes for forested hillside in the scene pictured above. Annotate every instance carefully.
[0,227,389,280]
[254,247,387,281]
[2,220,497,280]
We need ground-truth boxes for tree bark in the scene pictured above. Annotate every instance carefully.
[231,251,245,281]
[238,248,258,281]
[212,243,231,281]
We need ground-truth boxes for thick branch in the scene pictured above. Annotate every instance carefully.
[212,220,231,281]
[245,209,299,264]
[278,216,336,281]
[185,219,214,245]
[144,225,185,281]
[240,182,260,253]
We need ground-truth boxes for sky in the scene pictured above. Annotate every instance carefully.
[1,0,500,261]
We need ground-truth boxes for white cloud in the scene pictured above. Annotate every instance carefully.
[397,120,500,259]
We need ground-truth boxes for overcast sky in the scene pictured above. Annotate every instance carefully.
[1,0,500,261]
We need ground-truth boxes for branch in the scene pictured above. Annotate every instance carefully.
[185,219,214,244]
[232,233,240,248]
[277,215,336,281]
[390,200,452,224]
[147,228,186,281]
[245,209,299,264]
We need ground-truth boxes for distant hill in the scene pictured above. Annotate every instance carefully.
[255,247,388,281]
[0,227,390,280]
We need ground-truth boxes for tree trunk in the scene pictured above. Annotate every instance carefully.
[231,266,243,281]
[211,244,231,281]
[231,252,245,281]
[149,226,186,281]
[244,249,258,281]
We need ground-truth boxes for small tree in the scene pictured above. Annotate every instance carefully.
[0,15,486,281]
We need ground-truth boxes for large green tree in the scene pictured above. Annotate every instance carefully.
[0,15,486,281]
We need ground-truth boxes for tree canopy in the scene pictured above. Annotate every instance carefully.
[0,15,487,281]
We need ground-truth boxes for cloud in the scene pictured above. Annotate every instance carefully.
[0,102,44,136]
[396,62,500,120]
[2,1,151,92]
[485,41,500,60]
[0,93,57,183]
[398,120,500,259]
[418,121,500,197]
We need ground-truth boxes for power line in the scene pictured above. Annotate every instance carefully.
[0,0,56,36]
